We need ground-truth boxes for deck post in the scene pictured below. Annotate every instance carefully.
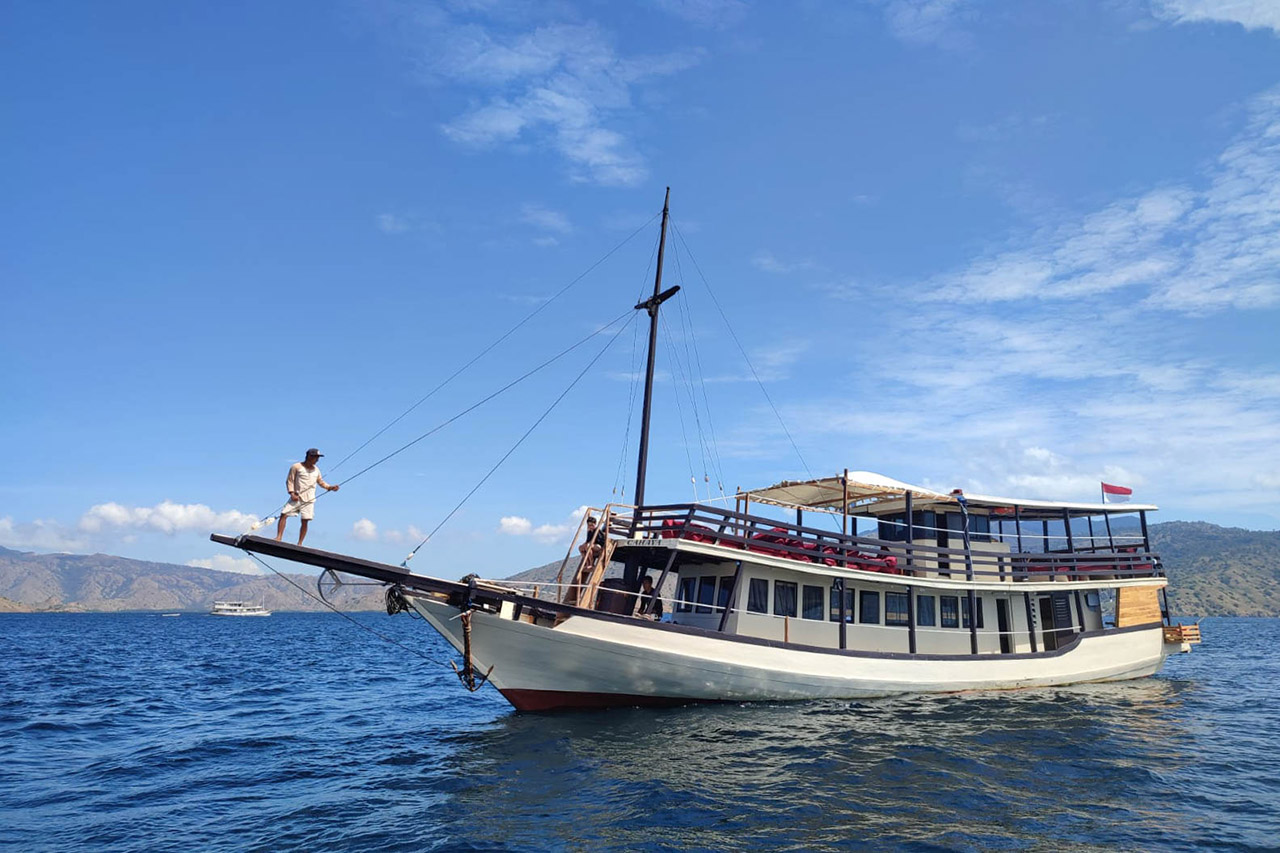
[1104,510,1115,550]
[957,496,978,655]
[1023,592,1038,653]
[717,559,744,632]
[842,470,849,537]
[1042,519,1050,553]
[836,578,847,650]
[796,507,803,530]
[647,549,680,616]
[1140,510,1151,551]
[1063,508,1077,578]
[904,491,914,574]
[907,584,917,654]
[1074,589,1086,631]
[1014,505,1024,553]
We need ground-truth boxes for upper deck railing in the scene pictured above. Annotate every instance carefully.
[605,502,1162,584]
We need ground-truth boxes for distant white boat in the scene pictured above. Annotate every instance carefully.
[210,600,271,617]
[161,613,181,617]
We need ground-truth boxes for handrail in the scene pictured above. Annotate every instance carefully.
[609,503,1162,583]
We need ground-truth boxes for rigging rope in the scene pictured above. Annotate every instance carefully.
[328,211,661,475]
[670,244,728,497]
[670,218,813,480]
[243,551,452,669]
[399,310,641,566]
[249,307,636,528]
[659,317,698,501]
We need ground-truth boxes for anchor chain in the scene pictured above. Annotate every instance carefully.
[450,609,494,692]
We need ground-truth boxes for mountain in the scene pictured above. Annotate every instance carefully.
[0,545,386,613]
[0,520,1275,616]
[1150,522,1280,617]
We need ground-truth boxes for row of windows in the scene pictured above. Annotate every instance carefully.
[678,575,988,630]
[745,578,985,629]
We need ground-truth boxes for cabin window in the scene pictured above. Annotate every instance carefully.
[885,592,909,626]
[830,585,854,622]
[774,581,797,617]
[802,585,825,620]
[696,576,717,613]
[747,578,768,613]
[717,576,735,612]
[877,514,906,542]
[859,590,880,624]
[917,594,936,627]
[961,596,985,629]
[677,576,696,613]
[970,514,991,543]
[940,595,959,628]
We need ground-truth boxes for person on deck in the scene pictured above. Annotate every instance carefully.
[275,448,338,545]
[638,575,663,618]
[578,516,607,573]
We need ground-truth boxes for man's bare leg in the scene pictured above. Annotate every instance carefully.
[276,515,288,541]
[297,518,309,545]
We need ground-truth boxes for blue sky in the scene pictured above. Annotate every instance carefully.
[3,0,1279,576]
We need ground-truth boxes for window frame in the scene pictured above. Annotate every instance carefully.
[773,580,798,618]
[859,589,880,624]
[940,595,960,628]
[885,591,909,627]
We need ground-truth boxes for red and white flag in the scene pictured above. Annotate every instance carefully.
[1101,482,1132,503]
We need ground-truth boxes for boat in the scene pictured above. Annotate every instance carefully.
[161,613,181,617]
[211,189,1200,710]
[210,599,271,617]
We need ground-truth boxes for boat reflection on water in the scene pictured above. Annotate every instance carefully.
[422,680,1197,849]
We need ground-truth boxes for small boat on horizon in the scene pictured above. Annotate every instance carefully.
[210,600,271,617]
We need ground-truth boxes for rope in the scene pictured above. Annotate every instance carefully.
[327,211,661,475]
[248,307,636,528]
[671,246,727,498]
[660,317,698,500]
[399,310,641,566]
[243,551,453,669]
[671,218,812,480]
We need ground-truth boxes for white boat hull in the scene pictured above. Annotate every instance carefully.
[409,596,1169,711]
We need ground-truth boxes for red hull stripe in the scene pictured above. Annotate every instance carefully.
[499,688,720,712]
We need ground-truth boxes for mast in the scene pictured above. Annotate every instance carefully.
[632,187,680,511]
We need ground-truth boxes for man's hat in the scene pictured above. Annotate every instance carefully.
[306,448,324,458]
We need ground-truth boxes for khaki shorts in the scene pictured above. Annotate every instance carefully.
[282,498,314,520]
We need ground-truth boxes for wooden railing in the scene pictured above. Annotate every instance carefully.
[607,503,1163,584]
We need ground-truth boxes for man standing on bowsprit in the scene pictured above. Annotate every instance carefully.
[275,448,339,545]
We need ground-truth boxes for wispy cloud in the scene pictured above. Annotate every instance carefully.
[649,0,749,28]
[1150,0,1280,34]
[910,87,1280,314]
[882,0,974,48]
[376,213,412,234]
[521,203,572,234]
[751,251,816,275]
[0,517,86,552]
[351,518,379,541]
[406,11,702,186]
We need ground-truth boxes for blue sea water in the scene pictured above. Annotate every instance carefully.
[1,613,1277,852]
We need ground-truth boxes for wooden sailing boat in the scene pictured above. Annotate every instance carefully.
[213,190,1199,711]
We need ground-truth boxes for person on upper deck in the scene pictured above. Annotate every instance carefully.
[275,448,338,545]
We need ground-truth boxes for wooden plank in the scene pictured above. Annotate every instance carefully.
[1117,586,1162,626]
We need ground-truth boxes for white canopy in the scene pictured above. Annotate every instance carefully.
[740,471,1157,518]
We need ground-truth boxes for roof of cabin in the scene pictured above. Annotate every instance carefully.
[740,471,1158,519]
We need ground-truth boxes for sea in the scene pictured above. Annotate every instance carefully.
[1,613,1277,852]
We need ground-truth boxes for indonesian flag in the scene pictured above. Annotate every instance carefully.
[1101,482,1132,503]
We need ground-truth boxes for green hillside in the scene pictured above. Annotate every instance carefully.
[1151,521,1280,617]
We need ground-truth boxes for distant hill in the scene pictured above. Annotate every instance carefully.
[0,545,386,613]
[1,520,1275,616]
[1150,522,1280,617]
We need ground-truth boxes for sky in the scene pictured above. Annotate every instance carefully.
[3,0,1279,578]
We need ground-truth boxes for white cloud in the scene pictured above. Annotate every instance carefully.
[916,87,1280,314]
[1151,0,1280,33]
[649,0,749,28]
[188,555,264,575]
[0,516,86,552]
[78,501,258,535]
[521,203,572,234]
[751,252,816,275]
[383,524,426,545]
[408,14,701,186]
[351,518,379,541]
[498,506,588,544]
[883,0,974,47]
[376,213,412,234]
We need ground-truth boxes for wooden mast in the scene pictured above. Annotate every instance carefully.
[632,187,679,512]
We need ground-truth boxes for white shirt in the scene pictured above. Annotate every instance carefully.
[287,462,322,503]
